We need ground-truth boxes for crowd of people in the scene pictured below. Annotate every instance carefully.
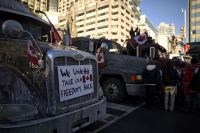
[142,57,200,112]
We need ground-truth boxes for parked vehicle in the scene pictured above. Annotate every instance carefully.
[71,37,148,102]
[0,1,106,133]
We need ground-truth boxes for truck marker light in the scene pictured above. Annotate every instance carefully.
[131,74,142,81]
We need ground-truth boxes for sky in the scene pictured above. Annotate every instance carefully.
[140,0,188,35]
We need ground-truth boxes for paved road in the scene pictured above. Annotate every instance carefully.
[98,105,200,133]
[76,96,200,133]
[75,96,144,133]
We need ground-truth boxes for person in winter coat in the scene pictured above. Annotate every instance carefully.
[142,60,161,108]
[183,58,200,112]
[162,60,179,112]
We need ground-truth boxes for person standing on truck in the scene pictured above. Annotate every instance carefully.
[162,60,179,112]
[142,60,161,108]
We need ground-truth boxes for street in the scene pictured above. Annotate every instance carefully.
[76,96,200,133]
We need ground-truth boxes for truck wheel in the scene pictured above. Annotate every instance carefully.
[102,78,125,103]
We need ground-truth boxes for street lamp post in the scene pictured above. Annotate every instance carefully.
[182,9,186,43]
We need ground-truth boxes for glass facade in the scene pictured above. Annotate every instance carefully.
[189,0,200,42]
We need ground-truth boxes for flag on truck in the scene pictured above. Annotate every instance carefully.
[50,26,62,44]
[27,38,39,66]
[129,32,148,46]
[96,47,105,72]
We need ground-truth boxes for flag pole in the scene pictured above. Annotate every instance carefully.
[35,10,62,43]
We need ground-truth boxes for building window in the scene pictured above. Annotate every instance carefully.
[126,10,130,15]
[121,5,125,10]
[98,12,108,16]
[86,28,95,32]
[192,30,196,34]
[77,13,84,16]
[86,15,95,20]
[112,25,118,28]
[87,9,95,14]
[77,24,84,28]
[98,5,109,10]
[86,22,95,26]
[192,21,200,26]
[113,39,118,42]
[112,18,118,21]
[77,18,84,22]
[98,18,108,23]
[78,30,84,33]
[98,25,108,29]
[112,5,118,8]
[112,11,118,15]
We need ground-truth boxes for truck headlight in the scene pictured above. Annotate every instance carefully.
[130,74,142,81]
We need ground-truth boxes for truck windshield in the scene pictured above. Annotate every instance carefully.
[0,10,51,42]
[99,40,122,54]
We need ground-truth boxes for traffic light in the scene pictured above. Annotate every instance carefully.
[180,27,185,40]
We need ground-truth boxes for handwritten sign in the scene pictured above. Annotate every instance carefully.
[58,65,94,101]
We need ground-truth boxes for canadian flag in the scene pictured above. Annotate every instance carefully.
[96,48,105,71]
[130,32,148,46]
[27,39,39,66]
[184,43,190,54]
[50,27,62,44]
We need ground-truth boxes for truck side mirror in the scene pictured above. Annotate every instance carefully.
[2,20,23,38]
[2,20,44,69]
[150,47,155,59]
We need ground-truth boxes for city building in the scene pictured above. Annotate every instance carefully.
[48,0,58,12]
[155,22,176,52]
[16,0,47,12]
[137,15,157,39]
[189,0,200,43]
[57,0,142,45]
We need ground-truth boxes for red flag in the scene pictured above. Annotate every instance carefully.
[184,43,190,54]
[96,47,105,71]
[27,39,39,66]
[50,27,62,44]
[130,32,148,46]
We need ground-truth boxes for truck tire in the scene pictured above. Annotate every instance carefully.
[102,78,125,103]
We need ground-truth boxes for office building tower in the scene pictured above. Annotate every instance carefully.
[189,0,200,43]
[16,0,47,12]
[156,22,176,52]
[58,0,141,45]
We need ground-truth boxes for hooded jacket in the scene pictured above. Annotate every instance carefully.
[142,63,161,85]
[162,63,179,86]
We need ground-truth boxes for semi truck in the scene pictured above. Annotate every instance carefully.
[0,1,106,133]
[70,36,166,103]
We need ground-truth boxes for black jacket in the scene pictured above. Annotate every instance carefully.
[162,66,179,86]
[142,64,161,85]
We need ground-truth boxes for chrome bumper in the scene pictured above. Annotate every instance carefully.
[126,83,145,96]
[0,97,107,133]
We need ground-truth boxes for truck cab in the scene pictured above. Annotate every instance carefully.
[71,37,148,102]
[0,1,106,133]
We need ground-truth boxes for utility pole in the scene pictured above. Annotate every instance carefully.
[182,8,186,43]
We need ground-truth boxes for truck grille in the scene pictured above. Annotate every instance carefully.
[53,57,98,112]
